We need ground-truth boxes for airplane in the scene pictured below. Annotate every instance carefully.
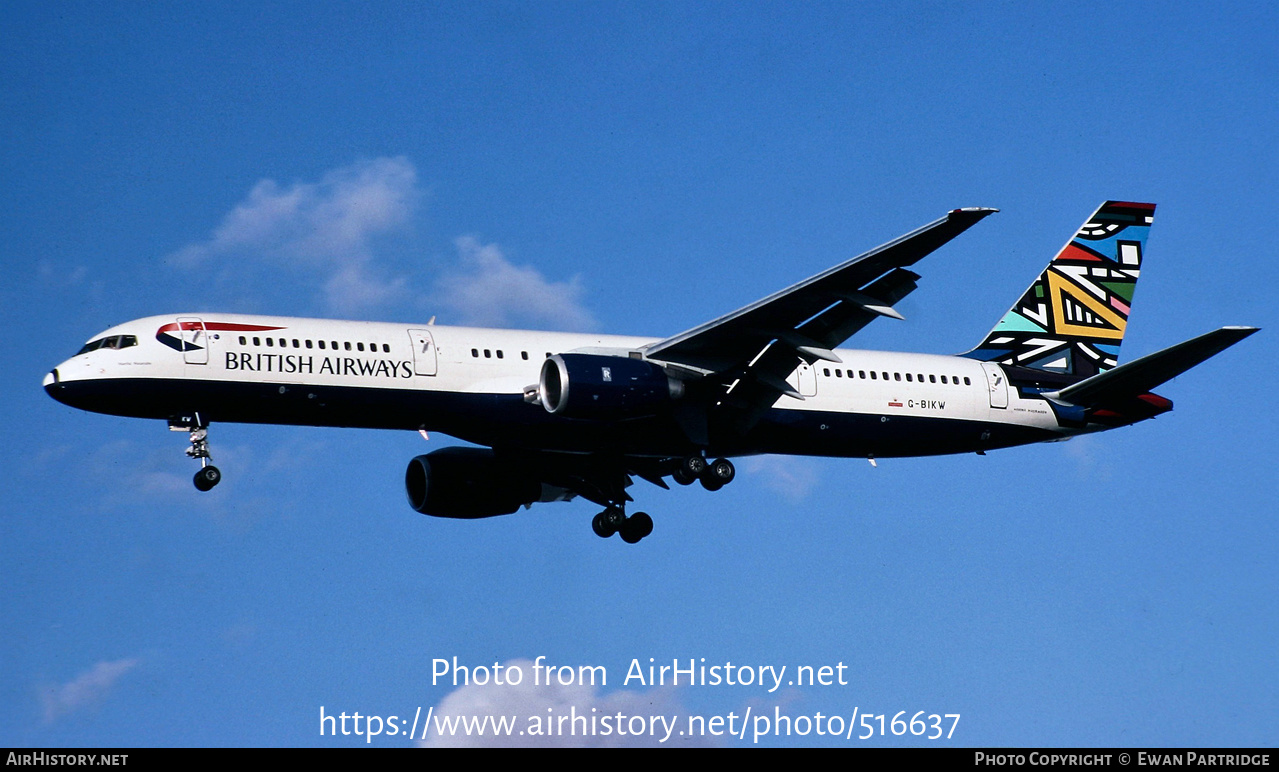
[44,201,1257,544]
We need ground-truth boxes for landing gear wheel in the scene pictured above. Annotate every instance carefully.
[672,467,697,486]
[709,457,735,485]
[193,465,221,492]
[673,454,706,485]
[591,508,625,538]
[699,457,735,491]
[619,512,654,544]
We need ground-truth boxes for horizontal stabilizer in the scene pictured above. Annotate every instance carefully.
[1048,326,1259,406]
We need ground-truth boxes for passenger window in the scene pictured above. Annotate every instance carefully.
[824,368,831,377]
[318,340,326,350]
[882,372,889,380]
[239,336,247,345]
[870,372,877,380]
[859,370,866,379]
[906,373,913,382]
[522,352,529,360]
[497,350,504,359]
[964,377,971,385]
[253,337,261,346]
[383,344,390,353]
[306,340,313,349]
[472,348,479,357]
[929,375,936,383]
[941,375,948,384]
[484,349,491,358]
[894,373,901,381]
[357,342,365,352]
[835,369,841,377]
[293,339,300,348]
[266,338,274,347]
[344,342,352,351]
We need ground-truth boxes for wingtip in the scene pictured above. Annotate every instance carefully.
[949,207,999,217]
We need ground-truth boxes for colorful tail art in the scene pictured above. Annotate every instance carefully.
[964,201,1156,377]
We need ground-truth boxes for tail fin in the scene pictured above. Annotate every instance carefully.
[964,200,1156,377]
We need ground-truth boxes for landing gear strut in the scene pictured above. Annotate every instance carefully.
[172,414,221,492]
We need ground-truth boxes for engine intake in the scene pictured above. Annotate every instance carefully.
[405,447,541,519]
[539,353,683,419]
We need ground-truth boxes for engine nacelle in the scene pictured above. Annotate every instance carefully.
[538,353,684,419]
[405,447,541,519]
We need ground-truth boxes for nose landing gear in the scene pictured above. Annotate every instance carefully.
[172,414,221,491]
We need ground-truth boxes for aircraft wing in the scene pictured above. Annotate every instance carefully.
[644,207,997,429]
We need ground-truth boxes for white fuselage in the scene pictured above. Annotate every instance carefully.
[45,313,1071,460]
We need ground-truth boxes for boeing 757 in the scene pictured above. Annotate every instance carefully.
[44,201,1257,543]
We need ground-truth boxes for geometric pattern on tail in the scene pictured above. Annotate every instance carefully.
[964,201,1155,377]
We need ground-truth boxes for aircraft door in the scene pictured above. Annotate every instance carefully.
[980,362,1008,409]
[177,317,209,365]
[408,329,437,376]
[788,361,818,397]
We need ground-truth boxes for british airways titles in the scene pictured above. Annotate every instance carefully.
[224,352,414,379]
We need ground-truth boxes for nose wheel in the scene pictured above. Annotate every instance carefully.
[194,464,222,491]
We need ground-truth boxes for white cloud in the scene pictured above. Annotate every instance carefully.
[173,156,416,265]
[168,156,418,313]
[39,658,140,723]
[418,659,705,747]
[168,156,597,325]
[434,237,596,331]
[743,455,821,502]
[323,263,410,316]
[1064,435,1110,480]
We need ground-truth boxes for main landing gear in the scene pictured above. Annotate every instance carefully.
[671,454,735,491]
[591,508,653,544]
[172,414,221,492]
[591,455,736,545]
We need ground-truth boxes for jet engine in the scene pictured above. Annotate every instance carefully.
[538,353,684,419]
[405,447,542,519]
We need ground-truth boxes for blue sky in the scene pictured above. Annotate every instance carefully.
[2,2,1275,747]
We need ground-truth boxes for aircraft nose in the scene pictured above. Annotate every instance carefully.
[43,368,68,404]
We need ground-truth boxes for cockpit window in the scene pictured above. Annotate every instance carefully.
[75,334,138,356]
